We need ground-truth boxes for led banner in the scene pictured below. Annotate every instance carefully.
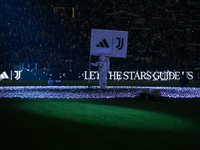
[0,70,199,81]
[0,69,83,81]
[84,70,196,81]
[0,70,23,81]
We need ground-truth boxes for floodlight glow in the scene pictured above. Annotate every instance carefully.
[15,101,200,132]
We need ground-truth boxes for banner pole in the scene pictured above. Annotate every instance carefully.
[88,53,91,88]
[88,29,93,89]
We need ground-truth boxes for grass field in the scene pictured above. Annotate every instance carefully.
[0,80,200,150]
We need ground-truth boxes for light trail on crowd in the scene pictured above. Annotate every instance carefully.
[0,86,200,99]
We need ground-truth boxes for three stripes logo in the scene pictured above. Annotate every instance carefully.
[96,39,109,48]
[96,38,124,50]
[0,71,9,81]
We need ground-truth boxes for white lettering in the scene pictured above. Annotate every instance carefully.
[90,71,97,80]
[146,71,152,80]
[134,71,141,80]
[84,71,89,80]
[140,71,146,80]
[108,71,115,80]
[174,71,180,80]
[123,71,129,80]
[187,71,193,80]
[116,71,122,80]
[83,70,194,81]
[152,71,159,80]
[130,71,135,80]
[168,71,175,80]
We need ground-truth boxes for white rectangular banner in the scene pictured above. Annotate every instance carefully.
[90,29,128,58]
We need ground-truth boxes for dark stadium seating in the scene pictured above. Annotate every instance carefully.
[0,0,200,71]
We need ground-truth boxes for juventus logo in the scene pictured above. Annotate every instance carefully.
[14,70,22,80]
[116,38,124,50]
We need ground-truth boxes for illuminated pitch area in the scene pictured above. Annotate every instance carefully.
[0,86,200,99]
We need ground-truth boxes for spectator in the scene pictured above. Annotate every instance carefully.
[0,0,199,73]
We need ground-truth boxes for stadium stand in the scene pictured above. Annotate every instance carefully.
[0,0,200,71]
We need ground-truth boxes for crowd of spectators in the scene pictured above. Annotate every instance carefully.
[0,0,200,72]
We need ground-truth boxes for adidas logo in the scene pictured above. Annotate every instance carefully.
[96,39,109,48]
[0,71,9,81]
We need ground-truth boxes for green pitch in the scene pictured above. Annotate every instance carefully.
[0,80,200,150]
[1,98,200,150]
